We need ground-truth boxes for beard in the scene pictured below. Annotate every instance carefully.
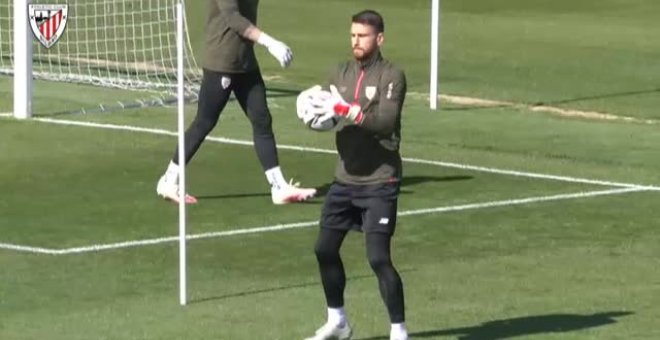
[352,47,370,60]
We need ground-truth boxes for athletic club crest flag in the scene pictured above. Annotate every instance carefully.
[29,4,68,48]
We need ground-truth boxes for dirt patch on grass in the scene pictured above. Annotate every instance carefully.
[412,92,658,125]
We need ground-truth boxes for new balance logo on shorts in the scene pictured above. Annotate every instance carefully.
[379,217,390,225]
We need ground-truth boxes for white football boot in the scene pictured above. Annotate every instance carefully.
[156,175,198,204]
[304,322,353,340]
[271,179,316,205]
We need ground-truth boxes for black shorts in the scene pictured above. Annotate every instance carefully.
[320,181,400,235]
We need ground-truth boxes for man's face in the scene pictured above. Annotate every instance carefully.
[351,23,383,60]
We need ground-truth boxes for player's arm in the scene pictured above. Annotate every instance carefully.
[215,0,253,36]
[215,0,293,68]
[360,68,407,135]
[328,68,406,134]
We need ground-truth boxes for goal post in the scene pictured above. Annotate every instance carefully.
[2,0,202,118]
[430,0,440,110]
[12,0,32,119]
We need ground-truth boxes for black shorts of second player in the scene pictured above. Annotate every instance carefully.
[321,181,400,235]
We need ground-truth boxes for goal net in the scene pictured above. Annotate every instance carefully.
[0,0,202,113]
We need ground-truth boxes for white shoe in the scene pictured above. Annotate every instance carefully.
[304,322,353,340]
[271,179,316,205]
[390,333,408,340]
[156,175,198,204]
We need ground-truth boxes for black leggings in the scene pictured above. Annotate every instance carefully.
[314,227,405,323]
[172,69,278,170]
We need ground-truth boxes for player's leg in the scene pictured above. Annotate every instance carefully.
[306,228,353,340]
[174,69,232,165]
[365,232,407,340]
[305,183,355,340]
[361,183,408,340]
[157,69,232,203]
[232,71,316,204]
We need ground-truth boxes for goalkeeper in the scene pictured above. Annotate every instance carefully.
[302,9,409,340]
[156,0,316,205]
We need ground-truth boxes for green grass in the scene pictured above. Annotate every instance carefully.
[2,0,660,339]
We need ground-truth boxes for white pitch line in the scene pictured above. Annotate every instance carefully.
[2,187,645,256]
[0,243,60,255]
[404,157,660,191]
[49,221,319,255]
[28,117,660,191]
[398,186,642,216]
[0,112,11,117]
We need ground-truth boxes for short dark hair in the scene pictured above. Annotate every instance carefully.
[351,10,384,33]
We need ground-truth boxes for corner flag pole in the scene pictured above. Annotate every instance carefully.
[176,1,187,306]
[430,0,440,110]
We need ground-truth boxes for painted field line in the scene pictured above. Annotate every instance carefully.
[0,187,644,256]
[0,243,59,255]
[0,112,11,117]
[28,117,660,191]
[403,158,660,191]
[398,187,642,216]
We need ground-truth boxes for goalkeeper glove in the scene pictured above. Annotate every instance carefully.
[296,85,326,124]
[257,32,293,68]
[328,85,364,124]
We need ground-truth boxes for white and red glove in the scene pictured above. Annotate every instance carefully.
[257,32,293,68]
[327,85,364,124]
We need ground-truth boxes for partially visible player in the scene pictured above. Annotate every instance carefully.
[301,9,409,340]
[156,0,316,205]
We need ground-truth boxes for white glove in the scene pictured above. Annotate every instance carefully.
[296,85,322,120]
[257,32,293,68]
[296,85,331,124]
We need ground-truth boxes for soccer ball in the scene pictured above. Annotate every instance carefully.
[296,86,339,132]
[307,113,339,131]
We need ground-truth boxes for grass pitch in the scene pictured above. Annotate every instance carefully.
[1,0,659,339]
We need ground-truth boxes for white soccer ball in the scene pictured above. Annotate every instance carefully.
[307,113,339,131]
[296,86,339,132]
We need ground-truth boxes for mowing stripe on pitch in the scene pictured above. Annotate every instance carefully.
[0,187,645,255]
[29,117,660,191]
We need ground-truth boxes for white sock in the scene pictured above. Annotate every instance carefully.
[391,323,407,336]
[327,307,347,327]
[265,166,287,189]
[164,161,179,183]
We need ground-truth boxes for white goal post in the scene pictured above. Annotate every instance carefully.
[430,0,440,110]
[1,0,202,118]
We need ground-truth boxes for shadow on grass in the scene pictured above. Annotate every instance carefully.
[196,192,271,200]
[196,175,472,201]
[356,311,633,340]
[190,268,416,305]
[267,87,302,98]
[314,175,473,197]
[37,86,301,116]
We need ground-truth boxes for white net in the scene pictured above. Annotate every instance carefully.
[0,0,201,100]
